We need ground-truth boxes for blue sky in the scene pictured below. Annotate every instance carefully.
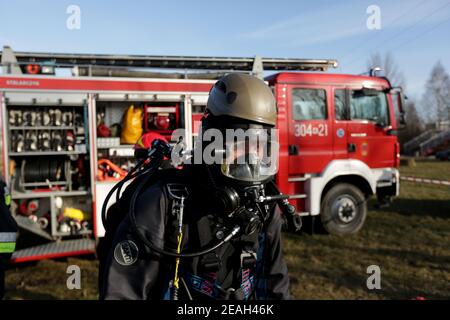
[1,0,449,108]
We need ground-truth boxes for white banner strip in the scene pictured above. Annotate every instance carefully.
[401,176,450,186]
[0,232,17,242]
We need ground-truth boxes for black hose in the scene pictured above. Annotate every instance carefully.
[128,153,239,258]
[100,158,147,228]
[115,159,148,204]
[23,157,66,183]
[101,156,167,228]
[101,139,240,260]
[24,159,41,182]
[101,177,126,228]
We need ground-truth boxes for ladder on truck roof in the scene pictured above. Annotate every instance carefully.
[0,46,338,79]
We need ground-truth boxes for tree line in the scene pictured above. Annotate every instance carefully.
[367,52,450,147]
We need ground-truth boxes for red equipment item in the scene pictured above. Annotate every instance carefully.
[28,200,39,213]
[144,104,179,137]
[134,131,168,150]
[98,159,127,181]
[31,187,61,192]
[97,123,111,137]
[19,199,40,216]
[26,64,41,74]
[19,200,29,216]
[154,115,170,130]
[65,131,75,150]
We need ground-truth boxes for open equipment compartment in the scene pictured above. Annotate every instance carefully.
[92,93,196,237]
[0,71,216,262]
[2,91,95,261]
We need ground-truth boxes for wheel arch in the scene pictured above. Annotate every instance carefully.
[320,174,373,202]
[306,159,377,216]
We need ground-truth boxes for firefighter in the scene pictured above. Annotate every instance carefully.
[99,74,291,300]
[0,176,17,300]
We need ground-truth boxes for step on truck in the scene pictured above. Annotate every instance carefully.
[0,46,405,262]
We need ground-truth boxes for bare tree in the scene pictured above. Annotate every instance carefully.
[422,61,450,122]
[366,53,428,147]
[367,52,406,89]
[398,100,424,148]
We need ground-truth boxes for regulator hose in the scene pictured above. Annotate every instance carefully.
[101,158,147,228]
[128,151,241,258]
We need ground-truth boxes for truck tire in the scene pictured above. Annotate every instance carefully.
[320,183,367,235]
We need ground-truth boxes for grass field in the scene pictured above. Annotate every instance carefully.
[400,159,450,181]
[4,160,450,300]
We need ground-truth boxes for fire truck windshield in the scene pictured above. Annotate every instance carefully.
[350,89,389,127]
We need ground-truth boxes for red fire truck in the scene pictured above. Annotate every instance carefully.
[0,47,405,262]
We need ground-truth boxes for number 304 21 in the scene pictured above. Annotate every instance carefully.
[294,123,328,137]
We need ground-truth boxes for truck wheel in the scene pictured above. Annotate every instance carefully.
[320,183,367,235]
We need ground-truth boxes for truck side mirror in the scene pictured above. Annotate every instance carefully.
[398,112,406,128]
[397,93,406,129]
[391,87,406,129]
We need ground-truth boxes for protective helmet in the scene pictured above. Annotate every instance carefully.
[202,74,279,184]
[206,73,277,126]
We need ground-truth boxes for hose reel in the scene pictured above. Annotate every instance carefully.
[19,157,71,190]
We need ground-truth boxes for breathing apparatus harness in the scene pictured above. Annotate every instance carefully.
[101,139,299,299]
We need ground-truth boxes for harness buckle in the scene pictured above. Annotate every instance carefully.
[199,253,221,273]
[166,183,189,200]
[167,184,189,217]
[240,251,257,269]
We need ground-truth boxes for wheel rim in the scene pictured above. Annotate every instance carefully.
[332,194,357,223]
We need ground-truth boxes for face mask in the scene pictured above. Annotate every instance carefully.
[220,129,278,184]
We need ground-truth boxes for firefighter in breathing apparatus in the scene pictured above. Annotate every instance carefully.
[99,74,298,300]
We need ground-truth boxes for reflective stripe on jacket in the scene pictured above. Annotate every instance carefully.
[0,177,17,254]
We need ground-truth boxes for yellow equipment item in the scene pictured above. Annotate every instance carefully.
[63,207,85,221]
[121,105,143,144]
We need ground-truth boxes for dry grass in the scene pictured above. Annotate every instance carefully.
[284,183,450,299]
[5,257,98,300]
[400,159,450,181]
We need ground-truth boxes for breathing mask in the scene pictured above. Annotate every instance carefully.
[220,127,278,184]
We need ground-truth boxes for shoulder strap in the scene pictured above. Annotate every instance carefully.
[196,216,222,273]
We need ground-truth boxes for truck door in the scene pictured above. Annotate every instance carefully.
[345,88,396,168]
[287,85,333,175]
[332,88,349,160]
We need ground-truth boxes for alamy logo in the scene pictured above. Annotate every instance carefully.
[366,265,381,290]
[66,265,81,290]
[66,5,81,30]
[366,5,381,30]
[170,127,279,169]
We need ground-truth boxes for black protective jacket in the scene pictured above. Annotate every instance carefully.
[98,167,290,300]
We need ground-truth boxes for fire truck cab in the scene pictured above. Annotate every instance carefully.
[270,72,403,234]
